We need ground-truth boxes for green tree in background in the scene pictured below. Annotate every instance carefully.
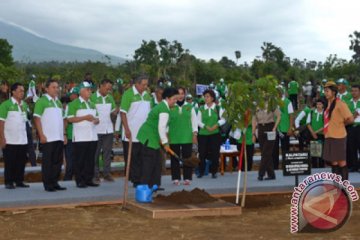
[0,39,14,67]
[349,31,360,63]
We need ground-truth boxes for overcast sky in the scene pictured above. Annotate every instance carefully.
[0,0,359,63]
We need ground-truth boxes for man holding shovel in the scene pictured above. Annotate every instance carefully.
[120,75,152,187]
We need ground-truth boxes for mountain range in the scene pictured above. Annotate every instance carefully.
[0,20,125,64]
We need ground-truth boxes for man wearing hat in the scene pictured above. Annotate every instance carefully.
[67,81,100,188]
[34,78,66,192]
[216,78,228,99]
[186,94,199,113]
[302,81,313,106]
[317,79,327,98]
[26,74,39,103]
[337,78,352,102]
[63,86,79,181]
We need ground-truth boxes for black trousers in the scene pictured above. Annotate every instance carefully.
[139,143,161,187]
[272,132,290,170]
[198,133,221,175]
[26,123,37,166]
[64,140,74,180]
[170,143,193,180]
[289,94,298,110]
[123,141,143,184]
[3,144,27,185]
[73,141,97,185]
[41,141,64,188]
[258,123,276,178]
[237,144,254,171]
[346,125,360,171]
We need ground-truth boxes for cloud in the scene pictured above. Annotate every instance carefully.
[0,0,359,63]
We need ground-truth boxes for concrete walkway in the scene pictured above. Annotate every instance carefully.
[1,168,359,210]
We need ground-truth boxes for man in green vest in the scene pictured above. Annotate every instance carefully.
[91,79,118,183]
[345,84,360,172]
[273,87,294,169]
[137,87,179,187]
[287,79,299,110]
[0,83,30,189]
[120,75,152,187]
[337,78,352,102]
[216,78,228,99]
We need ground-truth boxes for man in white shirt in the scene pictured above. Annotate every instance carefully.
[120,75,152,187]
[34,79,66,192]
[91,79,118,183]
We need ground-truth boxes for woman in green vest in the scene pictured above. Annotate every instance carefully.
[306,99,324,168]
[137,87,178,187]
[169,87,198,185]
[197,89,225,178]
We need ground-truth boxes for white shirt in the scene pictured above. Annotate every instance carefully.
[159,100,170,145]
[39,94,64,142]
[94,91,114,134]
[72,97,98,142]
[197,103,226,128]
[120,86,151,142]
[0,98,28,145]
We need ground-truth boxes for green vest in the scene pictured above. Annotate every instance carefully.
[319,86,325,97]
[169,103,194,144]
[310,110,324,133]
[299,106,311,126]
[288,81,299,95]
[137,101,170,149]
[346,98,360,126]
[238,125,253,145]
[338,92,352,102]
[278,98,292,132]
[198,105,220,136]
[216,83,226,98]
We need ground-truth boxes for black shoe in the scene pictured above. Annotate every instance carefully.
[16,182,30,188]
[44,187,56,192]
[86,182,100,187]
[197,174,203,178]
[76,183,88,188]
[211,173,217,179]
[264,176,276,180]
[54,185,67,190]
[258,176,263,181]
[5,183,15,189]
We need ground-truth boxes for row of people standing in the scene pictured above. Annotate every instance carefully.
[120,76,226,188]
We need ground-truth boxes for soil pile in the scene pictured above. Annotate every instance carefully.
[156,188,217,204]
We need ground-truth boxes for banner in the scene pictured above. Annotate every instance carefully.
[195,84,208,95]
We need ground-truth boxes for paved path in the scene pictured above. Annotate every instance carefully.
[1,168,359,210]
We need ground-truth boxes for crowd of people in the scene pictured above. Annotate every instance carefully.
[0,74,359,191]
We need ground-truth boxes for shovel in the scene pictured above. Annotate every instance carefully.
[167,148,200,168]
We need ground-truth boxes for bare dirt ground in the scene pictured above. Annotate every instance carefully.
[0,194,359,240]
